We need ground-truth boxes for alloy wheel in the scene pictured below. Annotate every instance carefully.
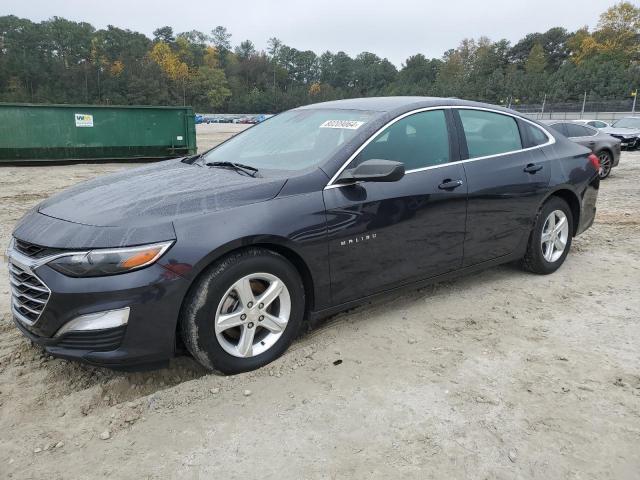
[598,151,612,179]
[214,273,291,358]
[540,210,569,263]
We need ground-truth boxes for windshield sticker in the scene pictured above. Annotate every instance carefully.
[320,120,365,130]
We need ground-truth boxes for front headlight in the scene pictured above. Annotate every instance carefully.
[48,241,174,277]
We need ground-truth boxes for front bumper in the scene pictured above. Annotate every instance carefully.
[7,243,191,368]
[611,135,639,149]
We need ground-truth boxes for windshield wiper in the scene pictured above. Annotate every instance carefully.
[206,161,259,177]
[181,152,205,166]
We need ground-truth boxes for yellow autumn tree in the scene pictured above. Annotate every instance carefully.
[191,46,231,108]
[308,82,321,96]
[571,2,640,63]
[109,60,125,77]
[149,41,191,104]
[149,41,189,83]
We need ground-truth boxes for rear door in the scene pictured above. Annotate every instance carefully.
[454,108,551,267]
[323,109,468,304]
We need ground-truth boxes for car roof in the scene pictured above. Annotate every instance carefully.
[297,96,519,115]
[542,120,597,125]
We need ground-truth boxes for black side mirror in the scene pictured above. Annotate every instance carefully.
[337,159,405,184]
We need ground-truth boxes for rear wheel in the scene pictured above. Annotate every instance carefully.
[522,197,573,275]
[181,248,305,374]
[597,150,612,179]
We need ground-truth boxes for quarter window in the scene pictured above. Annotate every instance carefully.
[458,109,522,158]
[521,122,550,147]
[353,110,450,171]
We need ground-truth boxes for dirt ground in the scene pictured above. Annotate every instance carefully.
[0,126,638,479]
[196,123,250,152]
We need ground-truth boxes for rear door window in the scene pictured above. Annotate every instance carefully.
[566,124,596,138]
[458,109,522,158]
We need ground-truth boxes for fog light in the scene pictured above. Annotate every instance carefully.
[55,307,129,337]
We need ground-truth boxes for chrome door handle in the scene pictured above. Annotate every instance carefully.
[523,163,543,173]
[438,179,463,190]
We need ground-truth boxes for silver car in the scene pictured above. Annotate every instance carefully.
[602,117,640,149]
[543,121,621,179]
[573,119,611,129]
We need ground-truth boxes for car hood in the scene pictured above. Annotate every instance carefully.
[37,159,287,228]
[602,126,640,136]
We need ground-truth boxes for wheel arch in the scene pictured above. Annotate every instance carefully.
[541,188,581,236]
[595,147,614,174]
[174,237,317,350]
[596,146,613,157]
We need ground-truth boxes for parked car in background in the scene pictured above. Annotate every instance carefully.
[543,120,620,179]
[602,117,640,149]
[8,97,600,373]
[573,119,610,129]
[237,116,257,124]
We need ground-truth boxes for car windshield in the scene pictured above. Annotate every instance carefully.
[612,117,640,129]
[202,109,378,171]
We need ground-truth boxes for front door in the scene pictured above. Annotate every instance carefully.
[323,109,468,304]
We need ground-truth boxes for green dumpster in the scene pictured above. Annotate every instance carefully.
[0,103,196,162]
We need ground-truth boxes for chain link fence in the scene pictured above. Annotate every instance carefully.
[511,99,638,123]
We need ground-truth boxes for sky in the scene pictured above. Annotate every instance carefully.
[2,0,616,67]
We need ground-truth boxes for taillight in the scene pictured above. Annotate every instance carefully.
[588,153,600,171]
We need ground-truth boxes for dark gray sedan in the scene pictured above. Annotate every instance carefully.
[8,97,600,373]
[543,121,621,179]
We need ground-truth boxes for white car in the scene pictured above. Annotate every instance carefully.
[573,119,610,129]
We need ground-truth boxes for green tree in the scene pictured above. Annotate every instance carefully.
[153,26,174,43]
[0,3,638,113]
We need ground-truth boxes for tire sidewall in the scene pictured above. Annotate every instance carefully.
[530,197,574,274]
[184,250,305,374]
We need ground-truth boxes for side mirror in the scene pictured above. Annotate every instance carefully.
[337,159,405,184]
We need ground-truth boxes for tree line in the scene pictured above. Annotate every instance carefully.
[0,2,638,113]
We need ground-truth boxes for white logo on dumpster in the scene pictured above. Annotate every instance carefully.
[75,114,94,127]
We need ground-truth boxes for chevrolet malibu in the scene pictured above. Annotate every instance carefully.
[7,97,600,373]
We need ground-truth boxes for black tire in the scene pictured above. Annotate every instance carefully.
[597,149,613,179]
[180,248,305,374]
[521,196,574,275]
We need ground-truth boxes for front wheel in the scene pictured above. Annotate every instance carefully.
[597,150,612,179]
[521,197,573,275]
[180,248,305,374]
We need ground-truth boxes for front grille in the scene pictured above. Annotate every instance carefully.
[14,239,65,259]
[9,262,50,324]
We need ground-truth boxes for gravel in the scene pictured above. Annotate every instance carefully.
[0,133,638,479]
